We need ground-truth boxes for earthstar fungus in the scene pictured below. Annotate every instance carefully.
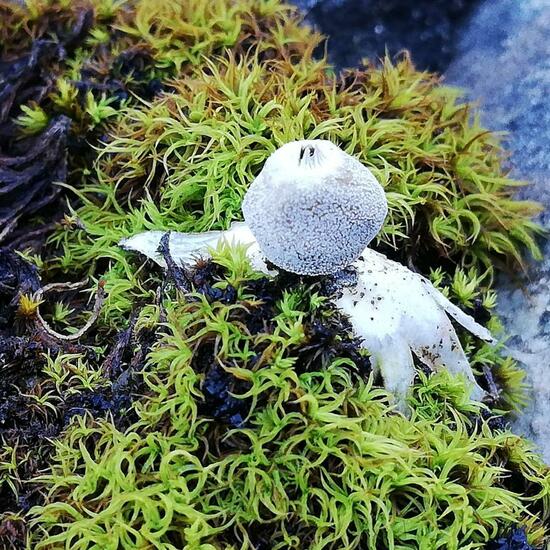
[121,139,495,406]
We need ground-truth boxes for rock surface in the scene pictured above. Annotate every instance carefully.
[445,0,550,461]
[293,0,478,72]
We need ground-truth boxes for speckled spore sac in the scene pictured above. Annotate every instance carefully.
[242,140,387,275]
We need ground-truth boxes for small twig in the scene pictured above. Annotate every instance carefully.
[39,280,89,294]
[482,365,500,400]
[6,221,58,250]
[34,280,106,341]
[101,311,138,378]
[158,232,190,292]
[155,284,168,324]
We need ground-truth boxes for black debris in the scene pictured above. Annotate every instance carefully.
[0,40,63,131]
[158,232,191,292]
[0,116,71,243]
[487,527,536,550]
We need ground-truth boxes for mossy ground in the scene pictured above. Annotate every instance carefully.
[0,0,549,548]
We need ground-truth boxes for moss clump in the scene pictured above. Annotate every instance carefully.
[1,0,316,139]
[28,247,550,549]
[0,0,548,548]
[46,53,542,330]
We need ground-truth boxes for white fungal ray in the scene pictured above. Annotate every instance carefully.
[119,222,273,274]
[335,248,493,406]
[242,140,387,276]
[120,224,493,407]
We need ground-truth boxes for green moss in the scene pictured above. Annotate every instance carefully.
[0,0,548,547]
[28,247,550,549]
[1,0,316,133]
[71,54,542,254]
[4,0,541,327]
[45,53,541,329]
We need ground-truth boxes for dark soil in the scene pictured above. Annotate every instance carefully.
[0,250,156,548]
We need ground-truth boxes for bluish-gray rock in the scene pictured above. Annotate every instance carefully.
[447,0,550,461]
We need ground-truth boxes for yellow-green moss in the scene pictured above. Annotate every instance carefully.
[28,246,550,549]
[0,0,548,548]
[46,54,541,330]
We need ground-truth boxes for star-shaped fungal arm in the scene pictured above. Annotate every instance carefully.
[120,222,270,274]
[335,249,494,405]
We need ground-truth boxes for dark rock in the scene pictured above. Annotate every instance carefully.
[293,0,479,72]
[446,0,550,201]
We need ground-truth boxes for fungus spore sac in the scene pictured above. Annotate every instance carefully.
[242,140,388,275]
